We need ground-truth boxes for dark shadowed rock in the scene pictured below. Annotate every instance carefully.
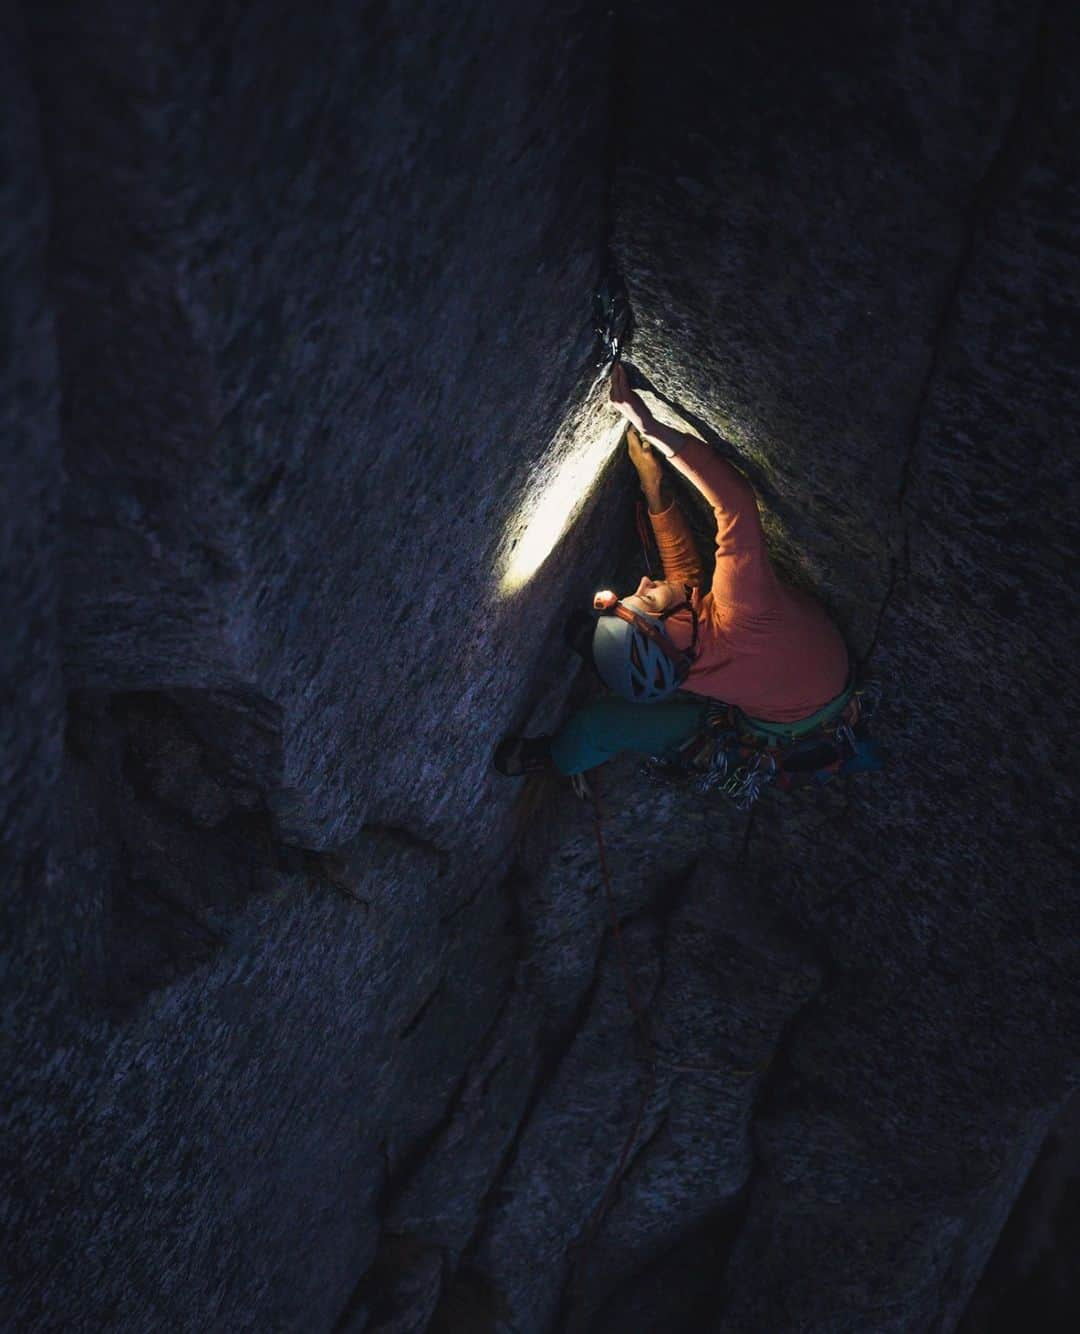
[3,0,614,1329]
[1,7,62,877]
[610,1,1080,1330]
[3,0,1079,1331]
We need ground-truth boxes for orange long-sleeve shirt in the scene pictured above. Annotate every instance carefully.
[649,437,849,722]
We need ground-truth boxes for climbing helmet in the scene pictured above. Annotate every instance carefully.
[589,589,695,703]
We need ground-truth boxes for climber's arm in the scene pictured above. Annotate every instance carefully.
[609,363,767,604]
[629,412,763,561]
[609,366,688,460]
[662,437,773,608]
[660,437,760,548]
[626,427,704,588]
[634,416,694,461]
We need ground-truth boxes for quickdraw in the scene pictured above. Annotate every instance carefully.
[593,270,631,369]
[651,676,883,810]
[701,749,779,810]
[587,271,633,401]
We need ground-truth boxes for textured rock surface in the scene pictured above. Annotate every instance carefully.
[4,0,615,1329]
[960,1088,1080,1331]
[1,7,62,874]
[3,1,1079,1331]
[29,0,617,853]
[609,1,1080,1330]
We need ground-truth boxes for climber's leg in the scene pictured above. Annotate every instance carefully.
[548,694,707,775]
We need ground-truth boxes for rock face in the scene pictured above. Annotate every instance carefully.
[606,2,1080,1330]
[2,2,1078,1332]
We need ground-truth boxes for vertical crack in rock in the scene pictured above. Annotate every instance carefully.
[597,1,628,309]
[7,2,1078,1329]
[857,554,900,669]
[894,5,1048,515]
[553,867,696,1328]
[330,860,530,1330]
[396,981,446,1042]
[555,1105,674,1334]
[864,7,1049,679]
[438,871,495,926]
[668,863,836,1331]
[707,975,829,1325]
[332,980,520,1332]
[437,941,611,1317]
[360,822,451,879]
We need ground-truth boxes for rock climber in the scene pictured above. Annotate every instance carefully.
[494,363,855,782]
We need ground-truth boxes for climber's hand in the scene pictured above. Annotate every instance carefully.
[609,363,654,434]
[627,424,664,492]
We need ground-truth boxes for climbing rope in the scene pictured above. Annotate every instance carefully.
[635,498,659,578]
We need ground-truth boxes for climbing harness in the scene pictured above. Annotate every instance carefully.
[652,669,883,810]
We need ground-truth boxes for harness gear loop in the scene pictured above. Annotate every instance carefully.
[728,667,858,745]
[677,661,883,809]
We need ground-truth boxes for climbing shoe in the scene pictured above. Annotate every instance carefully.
[493,734,554,777]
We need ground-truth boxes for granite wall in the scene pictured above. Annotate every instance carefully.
[3,1,1078,1331]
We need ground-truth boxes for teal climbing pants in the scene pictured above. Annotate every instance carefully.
[549,694,710,776]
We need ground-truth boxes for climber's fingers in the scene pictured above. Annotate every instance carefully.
[609,364,653,434]
[609,361,631,404]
